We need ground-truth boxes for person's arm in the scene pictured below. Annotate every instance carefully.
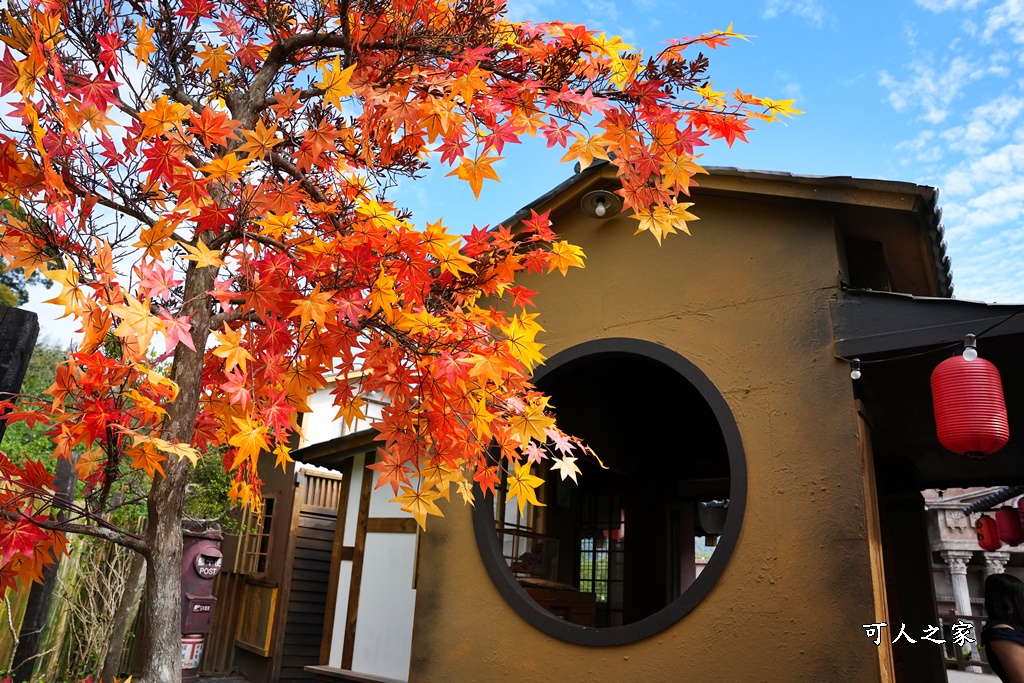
[990,638,1024,683]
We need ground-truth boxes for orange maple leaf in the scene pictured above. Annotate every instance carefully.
[199,152,249,184]
[446,152,502,199]
[196,43,234,79]
[237,118,282,161]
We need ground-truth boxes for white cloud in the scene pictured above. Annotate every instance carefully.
[894,130,945,164]
[984,0,1024,43]
[942,142,1024,197]
[943,225,1024,302]
[763,0,826,28]
[915,0,983,12]
[939,96,1024,153]
[904,23,920,49]
[879,55,1005,123]
[884,1,1024,303]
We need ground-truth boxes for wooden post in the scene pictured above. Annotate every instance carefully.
[0,305,39,443]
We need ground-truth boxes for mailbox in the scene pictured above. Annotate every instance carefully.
[180,526,223,683]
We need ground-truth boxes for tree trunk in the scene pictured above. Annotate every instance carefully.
[137,262,215,683]
[100,549,146,683]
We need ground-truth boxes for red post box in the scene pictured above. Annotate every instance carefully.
[181,526,223,682]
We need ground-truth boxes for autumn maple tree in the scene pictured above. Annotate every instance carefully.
[0,0,795,677]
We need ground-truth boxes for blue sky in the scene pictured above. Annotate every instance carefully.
[23,0,1024,343]
[398,0,1024,303]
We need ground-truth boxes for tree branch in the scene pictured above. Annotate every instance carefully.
[247,32,351,113]
[209,308,263,330]
[1,509,149,556]
[267,151,342,231]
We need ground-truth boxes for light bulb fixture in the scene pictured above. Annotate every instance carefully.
[581,189,621,220]
[963,334,978,361]
[850,358,862,380]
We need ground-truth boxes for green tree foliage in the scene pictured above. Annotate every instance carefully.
[0,257,50,307]
[1,340,67,466]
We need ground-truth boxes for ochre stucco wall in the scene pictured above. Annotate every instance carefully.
[410,184,878,682]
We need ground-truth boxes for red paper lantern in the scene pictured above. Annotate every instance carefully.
[931,355,1009,458]
[977,515,1003,551]
[996,507,1024,546]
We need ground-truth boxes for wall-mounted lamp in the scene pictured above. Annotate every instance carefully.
[962,333,978,361]
[580,189,621,219]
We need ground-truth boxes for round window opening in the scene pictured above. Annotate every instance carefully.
[473,339,746,646]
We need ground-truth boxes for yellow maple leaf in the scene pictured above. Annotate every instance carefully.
[760,97,805,120]
[229,415,270,469]
[316,56,357,110]
[456,480,475,507]
[42,259,86,318]
[180,240,225,269]
[546,240,586,275]
[560,133,611,170]
[696,82,727,109]
[256,211,299,238]
[212,324,254,372]
[502,313,546,371]
[74,448,104,479]
[367,270,398,321]
[446,152,502,199]
[508,401,554,445]
[110,293,162,351]
[150,437,200,466]
[433,242,475,278]
[1,10,35,52]
[661,153,707,190]
[467,395,494,437]
[395,309,445,336]
[506,460,545,514]
[274,443,293,470]
[630,202,699,244]
[391,485,444,531]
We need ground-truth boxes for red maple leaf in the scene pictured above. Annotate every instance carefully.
[0,49,18,98]
[367,449,413,494]
[473,465,500,497]
[175,0,215,26]
[18,458,54,491]
[0,517,50,565]
[75,76,123,113]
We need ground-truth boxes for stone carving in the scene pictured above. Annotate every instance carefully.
[945,510,969,533]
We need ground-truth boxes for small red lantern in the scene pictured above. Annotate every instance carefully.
[931,343,1009,458]
[996,507,1024,546]
[977,515,1003,551]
